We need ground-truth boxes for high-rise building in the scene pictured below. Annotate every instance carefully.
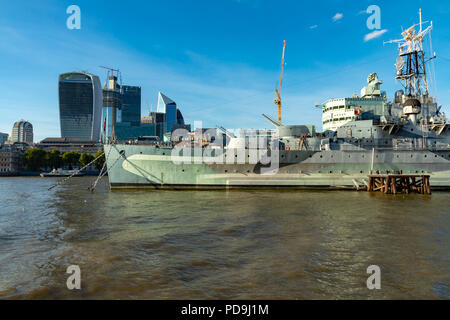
[58,72,103,141]
[156,92,179,133]
[0,132,8,145]
[102,76,122,141]
[11,120,33,144]
[150,111,166,139]
[121,85,141,126]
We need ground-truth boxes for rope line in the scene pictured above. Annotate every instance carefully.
[48,151,106,191]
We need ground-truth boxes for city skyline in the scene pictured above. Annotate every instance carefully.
[1,0,450,141]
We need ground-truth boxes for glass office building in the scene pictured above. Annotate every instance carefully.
[58,72,103,141]
[157,92,178,133]
[115,122,155,141]
[121,85,141,126]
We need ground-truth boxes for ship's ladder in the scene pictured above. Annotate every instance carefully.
[421,121,429,149]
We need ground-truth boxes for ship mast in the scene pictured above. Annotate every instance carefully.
[385,9,433,97]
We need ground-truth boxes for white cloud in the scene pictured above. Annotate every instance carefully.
[332,13,343,22]
[309,25,318,29]
[364,29,388,42]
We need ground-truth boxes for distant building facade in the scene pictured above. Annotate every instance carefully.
[36,137,102,155]
[0,145,21,175]
[102,85,122,140]
[121,85,141,126]
[58,72,103,141]
[11,120,33,145]
[0,132,9,144]
[115,122,155,141]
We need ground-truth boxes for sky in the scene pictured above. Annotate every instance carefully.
[1,0,450,141]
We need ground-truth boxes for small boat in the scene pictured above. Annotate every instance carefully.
[40,169,86,177]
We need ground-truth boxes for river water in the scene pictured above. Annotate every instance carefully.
[0,177,448,299]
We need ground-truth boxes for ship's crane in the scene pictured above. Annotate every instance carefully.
[274,40,286,124]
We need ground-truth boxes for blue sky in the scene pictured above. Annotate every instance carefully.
[1,0,450,141]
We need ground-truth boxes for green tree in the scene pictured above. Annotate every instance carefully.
[94,151,105,171]
[22,148,47,171]
[46,150,62,169]
[79,152,95,167]
[62,151,80,170]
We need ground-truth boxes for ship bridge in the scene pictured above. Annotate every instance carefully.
[317,73,388,132]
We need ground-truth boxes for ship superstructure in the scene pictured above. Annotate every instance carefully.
[104,11,450,190]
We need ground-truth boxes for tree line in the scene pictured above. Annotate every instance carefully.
[22,149,105,171]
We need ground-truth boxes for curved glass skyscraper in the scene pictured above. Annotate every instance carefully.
[58,72,102,141]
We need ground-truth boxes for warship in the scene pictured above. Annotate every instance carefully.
[104,11,450,190]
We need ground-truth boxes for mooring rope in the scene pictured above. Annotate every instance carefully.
[48,151,106,191]
[88,146,124,192]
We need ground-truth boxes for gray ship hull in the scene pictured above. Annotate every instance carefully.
[104,144,450,190]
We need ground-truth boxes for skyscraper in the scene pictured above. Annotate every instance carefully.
[156,92,178,133]
[121,85,141,126]
[11,120,33,144]
[58,72,103,141]
[102,75,122,141]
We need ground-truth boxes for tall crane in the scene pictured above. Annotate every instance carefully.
[274,40,286,124]
[99,66,120,78]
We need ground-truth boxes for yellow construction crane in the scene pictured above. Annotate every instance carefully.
[274,40,286,124]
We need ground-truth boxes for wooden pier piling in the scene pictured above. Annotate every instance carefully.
[367,174,431,195]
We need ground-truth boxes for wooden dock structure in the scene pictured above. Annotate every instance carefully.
[367,174,431,195]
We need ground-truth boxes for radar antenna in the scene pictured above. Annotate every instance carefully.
[384,9,434,97]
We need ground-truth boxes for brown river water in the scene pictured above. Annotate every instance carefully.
[0,177,448,299]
